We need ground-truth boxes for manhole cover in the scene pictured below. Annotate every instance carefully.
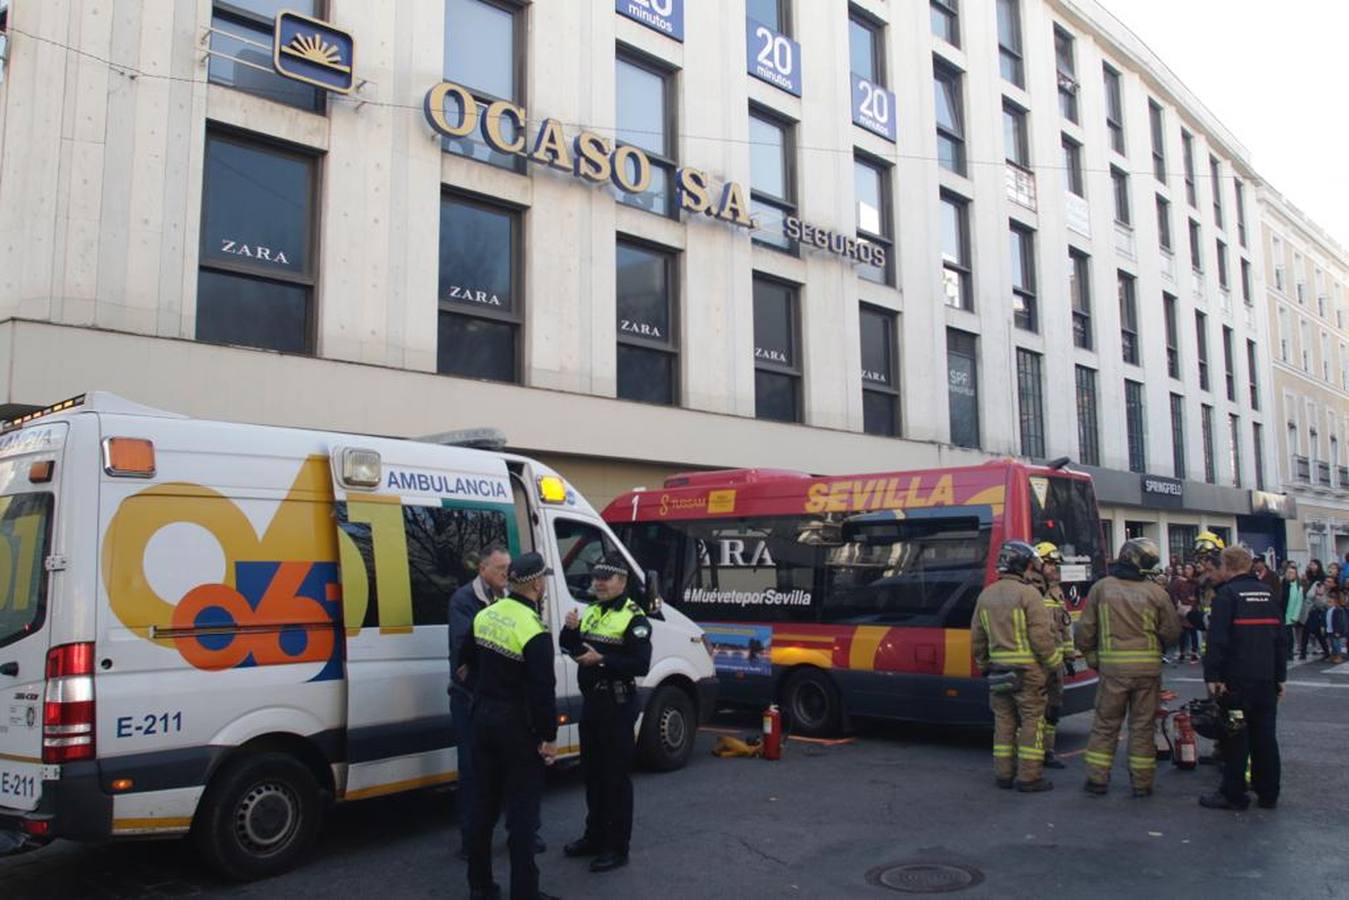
[869,862,983,894]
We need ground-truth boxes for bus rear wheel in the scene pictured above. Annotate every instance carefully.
[193,752,322,881]
[782,668,842,737]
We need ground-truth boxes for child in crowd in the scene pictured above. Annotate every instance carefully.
[1327,588,1348,664]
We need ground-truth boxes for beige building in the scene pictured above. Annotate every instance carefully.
[0,0,1298,552]
[1260,186,1349,566]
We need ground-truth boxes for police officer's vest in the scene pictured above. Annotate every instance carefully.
[580,597,642,647]
[474,595,546,661]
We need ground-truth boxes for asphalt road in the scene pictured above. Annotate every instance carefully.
[5,658,1349,899]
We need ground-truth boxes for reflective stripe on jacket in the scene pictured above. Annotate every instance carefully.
[1075,573,1182,675]
[971,573,1062,671]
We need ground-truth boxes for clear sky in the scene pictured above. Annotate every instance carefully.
[1098,0,1349,250]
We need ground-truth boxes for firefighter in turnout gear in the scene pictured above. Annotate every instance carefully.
[971,540,1062,792]
[1076,538,1183,797]
[461,552,560,900]
[560,554,653,874]
[1031,542,1076,769]
[1192,531,1228,767]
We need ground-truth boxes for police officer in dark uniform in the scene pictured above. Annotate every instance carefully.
[560,554,652,873]
[461,552,560,900]
[1200,544,1287,811]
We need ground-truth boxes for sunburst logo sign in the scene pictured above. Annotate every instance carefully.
[273,10,355,94]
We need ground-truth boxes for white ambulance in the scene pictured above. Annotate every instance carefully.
[0,393,716,879]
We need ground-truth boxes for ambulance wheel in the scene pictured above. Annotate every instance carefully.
[782,668,841,737]
[193,752,321,881]
[638,684,696,771]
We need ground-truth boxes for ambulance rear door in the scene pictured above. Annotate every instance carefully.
[328,442,527,798]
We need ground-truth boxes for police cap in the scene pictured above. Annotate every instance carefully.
[508,552,553,585]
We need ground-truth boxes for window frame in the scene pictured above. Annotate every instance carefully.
[930,0,960,47]
[1110,166,1131,226]
[860,303,901,437]
[752,274,803,423]
[749,104,799,255]
[933,61,967,177]
[1002,100,1030,169]
[209,0,326,113]
[848,7,886,86]
[1062,135,1084,197]
[1118,271,1139,366]
[1221,325,1236,402]
[1181,129,1197,206]
[1188,218,1203,272]
[747,0,788,33]
[614,48,679,218]
[1156,194,1172,252]
[436,189,524,383]
[1210,155,1224,229]
[1216,239,1229,290]
[1148,100,1166,181]
[854,152,895,286]
[1253,421,1265,490]
[196,127,319,354]
[996,0,1024,87]
[1075,365,1100,466]
[1054,25,1078,123]
[1010,221,1037,332]
[940,192,973,311]
[1246,339,1260,410]
[946,328,981,449]
[1163,292,1180,379]
[1103,64,1125,154]
[1016,347,1045,459]
[1229,413,1243,488]
[1195,310,1210,392]
[440,0,526,173]
[1069,248,1092,349]
[615,236,680,406]
[1170,392,1186,479]
[1234,178,1248,247]
[1124,379,1147,474]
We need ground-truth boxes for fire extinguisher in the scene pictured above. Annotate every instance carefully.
[762,704,783,761]
[1154,703,1173,761]
[1173,708,1198,769]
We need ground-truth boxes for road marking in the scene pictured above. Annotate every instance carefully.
[1170,677,1349,689]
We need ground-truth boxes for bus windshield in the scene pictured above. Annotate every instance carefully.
[1030,475,1104,580]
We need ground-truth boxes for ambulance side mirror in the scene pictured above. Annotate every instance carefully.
[644,568,665,620]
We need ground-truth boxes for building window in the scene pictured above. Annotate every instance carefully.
[1188,219,1203,272]
[749,107,797,253]
[1181,130,1196,206]
[1301,319,1311,372]
[1235,178,1248,247]
[947,329,980,449]
[1272,235,1286,291]
[940,194,972,310]
[1054,26,1078,123]
[1201,404,1216,483]
[747,0,786,31]
[1069,248,1092,349]
[1324,331,1333,381]
[1195,310,1210,391]
[1245,339,1259,409]
[1010,223,1037,332]
[1229,414,1242,488]
[615,52,676,217]
[1168,524,1198,567]
[1003,101,1029,168]
[197,132,316,354]
[1016,349,1045,458]
[1062,135,1084,197]
[1164,293,1180,378]
[1216,240,1229,290]
[933,62,966,176]
[208,1,323,112]
[930,0,959,46]
[616,240,678,406]
[1221,325,1236,401]
[1148,100,1166,181]
[1103,64,1124,154]
[860,304,900,437]
[1111,167,1131,226]
[753,276,801,423]
[1156,195,1172,252]
[855,155,893,285]
[1210,156,1224,229]
[437,194,521,382]
[1125,380,1146,473]
[1075,365,1100,466]
[1118,271,1139,365]
[1253,421,1265,490]
[849,9,885,85]
[1240,258,1252,304]
[1170,393,1186,479]
[996,0,1024,87]
[440,0,523,171]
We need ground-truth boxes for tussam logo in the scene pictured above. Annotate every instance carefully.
[219,239,291,265]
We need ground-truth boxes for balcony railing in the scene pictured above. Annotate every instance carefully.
[1294,455,1310,481]
[1113,222,1136,261]
[1065,193,1091,238]
[1318,461,1332,486]
[1006,164,1036,211]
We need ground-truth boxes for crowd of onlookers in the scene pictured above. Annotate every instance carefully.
[1155,552,1349,665]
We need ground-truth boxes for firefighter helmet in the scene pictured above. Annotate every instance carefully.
[1186,697,1246,741]
[996,540,1041,575]
[1193,530,1226,561]
[1033,541,1064,565]
[1117,537,1162,573]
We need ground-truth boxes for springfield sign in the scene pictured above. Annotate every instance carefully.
[424,80,753,230]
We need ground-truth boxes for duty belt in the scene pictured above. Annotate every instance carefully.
[591,679,636,702]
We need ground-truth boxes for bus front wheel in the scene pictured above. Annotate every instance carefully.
[782,668,842,737]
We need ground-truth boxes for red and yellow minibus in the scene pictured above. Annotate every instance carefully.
[603,460,1105,735]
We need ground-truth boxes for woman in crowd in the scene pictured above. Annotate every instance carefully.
[1283,561,1306,662]
[1169,562,1200,662]
[1301,558,1332,660]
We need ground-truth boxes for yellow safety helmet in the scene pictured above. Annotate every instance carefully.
[1193,530,1225,560]
[1033,541,1063,565]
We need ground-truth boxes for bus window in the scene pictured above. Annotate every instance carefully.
[1031,476,1105,580]
[681,519,819,623]
[821,519,988,627]
[553,518,625,602]
[617,521,687,600]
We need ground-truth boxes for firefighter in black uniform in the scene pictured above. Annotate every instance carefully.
[461,552,560,900]
[560,554,653,873]
[1200,544,1287,811]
